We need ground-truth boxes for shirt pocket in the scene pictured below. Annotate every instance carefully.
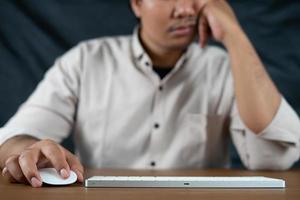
[175,113,207,168]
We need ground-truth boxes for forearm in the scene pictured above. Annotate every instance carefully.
[0,135,39,169]
[224,27,281,133]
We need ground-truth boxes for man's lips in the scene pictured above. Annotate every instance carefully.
[169,25,195,37]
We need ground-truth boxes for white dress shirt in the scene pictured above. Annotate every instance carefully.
[1,29,300,170]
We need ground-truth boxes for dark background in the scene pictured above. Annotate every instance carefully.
[0,0,299,168]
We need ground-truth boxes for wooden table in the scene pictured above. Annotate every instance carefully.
[1,169,299,200]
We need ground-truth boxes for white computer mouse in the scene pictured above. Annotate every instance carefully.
[39,168,77,186]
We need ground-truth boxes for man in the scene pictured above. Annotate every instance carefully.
[0,0,299,188]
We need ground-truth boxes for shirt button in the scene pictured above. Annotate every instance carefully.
[138,54,143,61]
[159,86,163,91]
[246,153,250,159]
[242,131,246,137]
[154,123,160,129]
[150,161,156,167]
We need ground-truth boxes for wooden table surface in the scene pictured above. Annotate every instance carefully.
[1,169,299,200]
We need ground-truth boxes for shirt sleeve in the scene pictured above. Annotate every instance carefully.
[0,44,83,146]
[230,97,300,170]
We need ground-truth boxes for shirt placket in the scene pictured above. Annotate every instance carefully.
[138,55,164,169]
[142,57,187,169]
[134,42,189,169]
[148,79,165,169]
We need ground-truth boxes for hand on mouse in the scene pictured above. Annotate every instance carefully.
[1,139,84,187]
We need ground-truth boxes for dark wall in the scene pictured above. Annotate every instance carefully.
[0,0,299,167]
[0,0,136,126]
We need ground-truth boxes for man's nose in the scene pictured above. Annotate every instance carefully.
[173,0,197,18]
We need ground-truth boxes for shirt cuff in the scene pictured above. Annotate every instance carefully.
[0,127,61,146]
[231,97,300,146]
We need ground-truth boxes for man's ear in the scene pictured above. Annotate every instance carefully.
[130,0,142,18]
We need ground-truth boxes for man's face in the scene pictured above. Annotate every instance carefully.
[131,0,199,51]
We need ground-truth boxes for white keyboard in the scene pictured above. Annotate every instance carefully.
[85,176,285,188]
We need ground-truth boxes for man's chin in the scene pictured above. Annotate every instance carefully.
[166,40,194,51]
[167,36,196,49]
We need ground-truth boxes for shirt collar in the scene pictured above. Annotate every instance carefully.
[131,26,191,72]
[131,27,153,70]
